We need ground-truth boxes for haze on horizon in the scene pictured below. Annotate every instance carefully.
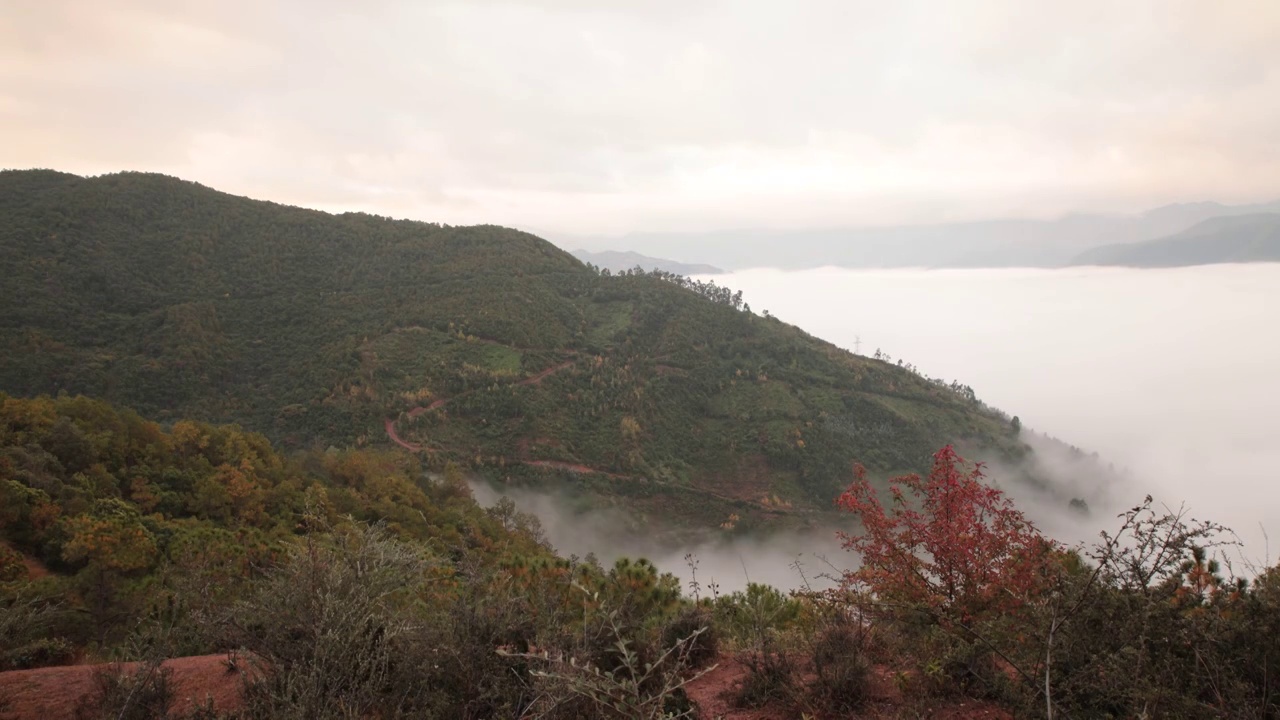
[3,0,1280,237]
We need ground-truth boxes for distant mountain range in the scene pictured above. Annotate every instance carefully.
[570,249,723,275]
[1072,213,1280,267]
[556,200,1280,271]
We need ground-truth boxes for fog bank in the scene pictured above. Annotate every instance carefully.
[468,480,847,594]
[712,264,1280,565]
[471,264,1279,588]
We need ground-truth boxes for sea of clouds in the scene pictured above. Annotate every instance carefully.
[475,264,1280,590]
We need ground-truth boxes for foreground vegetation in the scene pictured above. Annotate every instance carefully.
[3,395,1278,719]
[0,169,1116,531]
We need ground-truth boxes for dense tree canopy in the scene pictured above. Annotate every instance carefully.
[0,170,1083,531]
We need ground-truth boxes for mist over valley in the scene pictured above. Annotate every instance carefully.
[709,264,1280,560]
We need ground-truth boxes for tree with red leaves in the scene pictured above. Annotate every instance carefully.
[836,445,1055,625]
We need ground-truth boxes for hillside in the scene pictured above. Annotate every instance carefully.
[570,249,723,275]
[4,394,1274,719]
[0,170,1052,531]
[0,393,552,657]
[1072,213,1280,267]
[559,200,1280,270]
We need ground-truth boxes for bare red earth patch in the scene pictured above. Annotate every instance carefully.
[683,654,1015,720]
[684,658,791,720]
[0,655,249,720]
[1,542,48,581]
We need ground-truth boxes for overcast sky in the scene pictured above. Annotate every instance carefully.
[3,0,1278,235]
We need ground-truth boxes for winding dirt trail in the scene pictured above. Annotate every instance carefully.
[522,460,635,481]
[407,398,448,419]
[384,418,422,451]
[381,356,805,516]
[383,359,574,453]
[518,360,573,387]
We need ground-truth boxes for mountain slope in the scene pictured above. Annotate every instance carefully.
[559,200,1280,270]
[1072,213,1280,267]
[0,169,1046,531]
[571,249,723,275]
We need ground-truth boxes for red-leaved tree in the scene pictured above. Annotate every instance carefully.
[837,446,1055,625]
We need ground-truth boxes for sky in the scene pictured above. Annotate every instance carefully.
[3,0,1279,235]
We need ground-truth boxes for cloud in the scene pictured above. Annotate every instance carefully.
[2,0,1278,233]
[718,264,1280,567]
[466,479,847,594]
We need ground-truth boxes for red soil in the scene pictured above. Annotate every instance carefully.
[384,417,421,452]
[19,556,48,581]
[517,360,573,386]
[0,655,249,720]
[407,398,448,418]
[522,459,635,480]
[0,650,1013,720]
[684,658,791,720]
[683,655,1015,720]
[1,541,49,581]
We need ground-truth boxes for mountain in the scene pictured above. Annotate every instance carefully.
[0,170,1086,533]
[570,249,723,275]
[1072,213,1280,267]
[558,200,1280,270]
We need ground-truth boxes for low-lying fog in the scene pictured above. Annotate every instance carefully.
[476,263,1280,591]
[722,264,1280,566]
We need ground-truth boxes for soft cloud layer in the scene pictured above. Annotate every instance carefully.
[719,264,1280,565]
[3,0,1279,234]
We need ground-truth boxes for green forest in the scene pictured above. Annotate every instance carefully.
[2,395,1278,718]
[3,171,1276,719]
[0,169,1070,533]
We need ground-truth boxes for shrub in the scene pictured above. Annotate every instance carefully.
[732,649,797,709]
[1,635,76,671]
[0,589,72,670]
[406,569,543,719]
[661,605,718,669]
[809,620,871,714]
[217,515,435,720]
[1031,497,1256,719]
[836,446,1055,625]
[506,602,716,720]
[73,661,173,720]
[712,582,801,647]
[0,543,26,581]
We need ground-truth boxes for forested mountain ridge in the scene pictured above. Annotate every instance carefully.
[570,249,723,275]
[558,199,1280,270]
[1072,212,1280,267]
[1,169,1052,531]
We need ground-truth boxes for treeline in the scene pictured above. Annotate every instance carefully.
[5,397,1278,719]
[581,263,752,312]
